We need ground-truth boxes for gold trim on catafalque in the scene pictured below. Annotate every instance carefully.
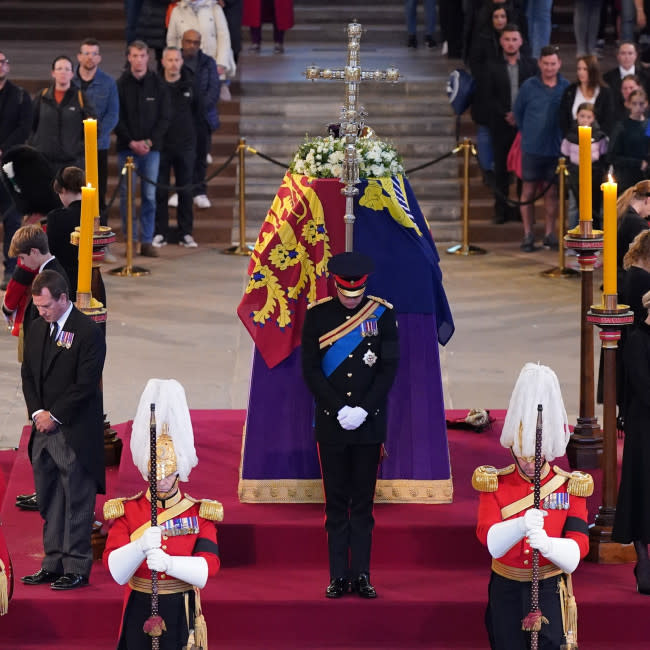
[238,477,453,504]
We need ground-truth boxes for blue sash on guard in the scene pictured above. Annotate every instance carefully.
[322,305,386,377]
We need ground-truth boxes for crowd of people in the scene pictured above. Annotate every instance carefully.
[463,0,650,253]
[0,3,239,288]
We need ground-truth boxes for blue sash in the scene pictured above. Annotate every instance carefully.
[321,305,385,377]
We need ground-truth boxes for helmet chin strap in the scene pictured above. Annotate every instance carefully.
[157,475,179,505]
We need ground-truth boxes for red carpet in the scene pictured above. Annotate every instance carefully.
[0,410,644,649]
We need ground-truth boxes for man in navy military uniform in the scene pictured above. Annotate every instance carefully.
[301,252,400,599]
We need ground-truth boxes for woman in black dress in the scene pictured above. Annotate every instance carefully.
[613,287,650,594]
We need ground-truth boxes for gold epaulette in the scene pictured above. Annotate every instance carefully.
[185,494,224,522]
[472,464,515,492]
[103,491,143,520]
[553,466,594,497]
[307,296,333,310]
[367,295,394,309]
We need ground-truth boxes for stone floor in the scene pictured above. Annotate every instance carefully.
[0,236,602,450]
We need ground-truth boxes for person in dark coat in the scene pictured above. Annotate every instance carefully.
[0,49,33,288]
[558,54,616,137]
[613,288,650,594]
[609,88,650,193]
[30,56,95,169]
[485,24,538,224]
[46,167,83,297]
[20,269,106,590]
[136,0,169,65]
[181,29,220,209]
[469,5,510,178]
[153,47,201,247]
[603,41,650,117]
[301,252,399,599]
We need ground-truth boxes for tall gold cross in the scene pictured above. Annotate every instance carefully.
[305,22,400,251]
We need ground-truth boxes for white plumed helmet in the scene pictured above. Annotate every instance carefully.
[500,363,570,462]
[130,378,198,482]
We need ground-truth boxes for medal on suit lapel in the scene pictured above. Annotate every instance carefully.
[57,331,74,349]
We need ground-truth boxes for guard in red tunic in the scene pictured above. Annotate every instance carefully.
[473,363,593,650]
[103,379,222,650]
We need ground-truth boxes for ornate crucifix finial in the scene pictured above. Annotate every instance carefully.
[305,22,400,251]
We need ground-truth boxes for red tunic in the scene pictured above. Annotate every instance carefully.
[1,258,38,337]
[242,0,294,30]
[476,465,589,570]
[103,492,220,582]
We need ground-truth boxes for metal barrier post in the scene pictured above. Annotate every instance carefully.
[447,138,487,256]
[223,138,253,256]
[110,156,150,276]
[541,157,578,278]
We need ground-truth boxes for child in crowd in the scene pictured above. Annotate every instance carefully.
[609,89,650,193]
[561,102,609,229]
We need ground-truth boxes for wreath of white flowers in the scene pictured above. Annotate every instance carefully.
[289,134,405,179]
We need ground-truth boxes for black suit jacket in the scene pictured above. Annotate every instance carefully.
[485,55,539,133]
[21,305,107,492]
[301,296,399,445]
[46,201,80,299]
[22,257,71,340]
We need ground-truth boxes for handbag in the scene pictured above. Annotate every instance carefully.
[507,131,522,180]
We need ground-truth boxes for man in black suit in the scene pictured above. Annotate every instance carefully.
[604,41,650,119]
[485,24,538,224]
[20,269,106,590]
[8,224,72,341]
[301,252,399,600]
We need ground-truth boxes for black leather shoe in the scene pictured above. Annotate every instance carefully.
[51,573,89,591]
[325,577,349,599]
[16,494,39,510]
[15,492,36,502]
[21,569,62,585]
[352,573,377,599]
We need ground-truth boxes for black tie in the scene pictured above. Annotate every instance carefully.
[50,322,59,344]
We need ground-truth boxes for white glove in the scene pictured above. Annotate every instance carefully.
[527,532,581,573]
[136,526,162,554]
[146,547,171,573]
[487,518,526,558]
[526,527,552,555]
[146,549,209,588]
[521,508,547,534]
[337,406,354,426]
[108,541,146,585]
[341,406,368,430]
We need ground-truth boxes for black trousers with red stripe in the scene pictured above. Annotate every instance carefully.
[318,442,381,580]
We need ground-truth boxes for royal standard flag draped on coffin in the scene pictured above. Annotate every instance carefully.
[237,172,454,369]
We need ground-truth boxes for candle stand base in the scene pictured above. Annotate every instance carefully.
[446,243,487,256]
[223,243,254,256]
[587,506,637,564]
[109,265,151,277]
[540,266,579,278]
